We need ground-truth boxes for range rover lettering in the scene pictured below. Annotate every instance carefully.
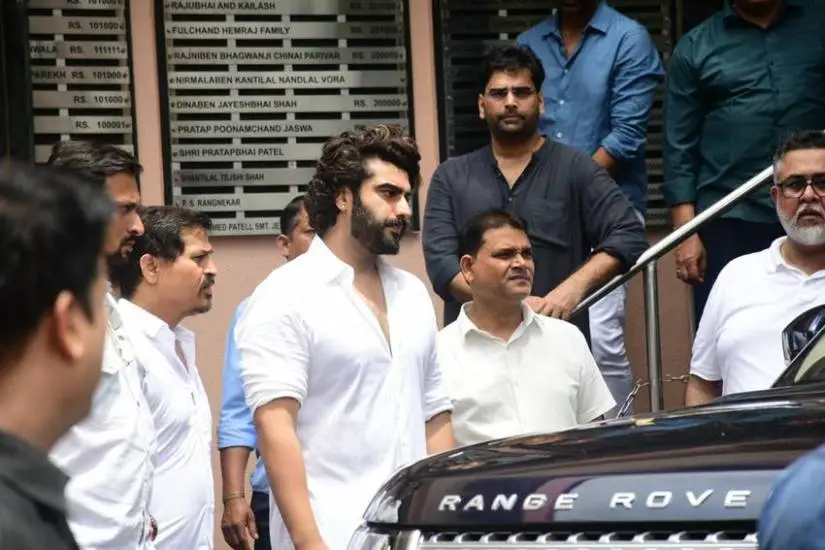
[347,305,825,550]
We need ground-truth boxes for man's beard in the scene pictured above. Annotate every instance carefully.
[351,193,406,255]
[485,107,540,144]
[778,202,825,247]
[105,236,138,296]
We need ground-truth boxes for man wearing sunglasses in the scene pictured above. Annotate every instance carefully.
[686,129,825,406]
[422,44,648,349]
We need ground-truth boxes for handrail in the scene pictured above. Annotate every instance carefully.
[570,164,776,412]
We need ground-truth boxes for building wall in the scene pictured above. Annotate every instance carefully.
[128,1,694,548]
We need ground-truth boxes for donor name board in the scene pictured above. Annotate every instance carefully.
[159,0,412,237]
[27,0,135,163]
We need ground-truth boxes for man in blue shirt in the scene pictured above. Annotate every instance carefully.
[758,442,825,549]
[517,0,663,416]
[217,194,314,550]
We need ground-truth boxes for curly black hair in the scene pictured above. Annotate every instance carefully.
[306,124,421,237]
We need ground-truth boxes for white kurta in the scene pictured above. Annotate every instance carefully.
[118,300,215,550]
[236,237,453,550]
[50,293,157,549]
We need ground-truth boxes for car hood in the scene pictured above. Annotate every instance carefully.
[368,388,825,527]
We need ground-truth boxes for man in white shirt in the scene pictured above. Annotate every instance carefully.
[687,129,825,406]
[46,141,158,549]
[218,194,314,550]
[438,209,616,446]
[113,205,218,550]
[236,124,456,550]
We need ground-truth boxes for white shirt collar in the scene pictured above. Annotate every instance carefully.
[456,300,541,342]
[766,236,791,273]
[305,235,400,291]
[117,299,195,346]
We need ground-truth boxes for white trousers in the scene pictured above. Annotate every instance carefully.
[588,281,633,417]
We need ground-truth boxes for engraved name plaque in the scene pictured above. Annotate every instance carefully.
[27,0,136,163]
[158,0,413,236]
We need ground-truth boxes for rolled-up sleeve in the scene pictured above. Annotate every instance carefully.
[423,166,461,301]
[662,39,704,206]
[236,291,310,414]
[421,298,453,421]
[580,161,648,269]
[217,300,257,449]
[601,29,664,162]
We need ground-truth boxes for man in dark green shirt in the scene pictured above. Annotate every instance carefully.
[663,0,825,324]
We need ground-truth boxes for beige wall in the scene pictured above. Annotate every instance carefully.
[129,1,694,547]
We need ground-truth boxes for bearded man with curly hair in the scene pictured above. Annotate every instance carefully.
[235,124,456,550]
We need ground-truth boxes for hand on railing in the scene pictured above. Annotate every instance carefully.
[616,375,690,418]
[674,234,706,284]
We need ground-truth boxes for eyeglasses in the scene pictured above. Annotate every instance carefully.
[486,86,536,100]
[775,173,825,199]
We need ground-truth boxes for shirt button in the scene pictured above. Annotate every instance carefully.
[563,68,569,74]
[558,99,564,105]
[556,132,563,139]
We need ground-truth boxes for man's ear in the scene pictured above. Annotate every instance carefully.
[275,234,291,259]
[459,253,474,285]
[770,184,780,204]
[336,188,352,214]
[139,254,160,285]
[477,93,485,121]
[50,290,87,362]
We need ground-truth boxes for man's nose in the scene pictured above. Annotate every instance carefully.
[129,211,145,236]
[204,257,218,277]
[396,195,413,219]
[801,182,820,202]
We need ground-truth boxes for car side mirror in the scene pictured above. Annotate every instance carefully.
[782,304,825,365]
[773,304,825,388]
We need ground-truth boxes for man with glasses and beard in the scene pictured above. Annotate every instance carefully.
[423,45,648,348]
[236,124,455,550]
[112,206,218,550]
[46,141,158,549]
[687,129,825,406]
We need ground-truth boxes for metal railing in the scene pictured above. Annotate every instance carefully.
[570,165,776,413]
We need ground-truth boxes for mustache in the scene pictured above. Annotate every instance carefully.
[498,109,524,120]
[201,277,216,289]
[509,268,531,279]
[384,219,406,230]
[795,203,825,221]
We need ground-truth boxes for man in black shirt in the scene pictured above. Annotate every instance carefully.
[423,45,648,343]
[0,162,113,549]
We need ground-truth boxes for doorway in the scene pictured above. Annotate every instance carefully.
[0,0,33,161]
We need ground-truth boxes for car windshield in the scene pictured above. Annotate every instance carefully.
[773,305,825,388]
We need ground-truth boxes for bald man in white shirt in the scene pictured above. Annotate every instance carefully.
[438,209,615,446]
[113,206,218,550]
[236,125,455,550]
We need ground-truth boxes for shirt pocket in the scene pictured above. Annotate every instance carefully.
[523,198,570,250]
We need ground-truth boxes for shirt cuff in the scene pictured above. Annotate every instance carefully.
[424,397,454,422]
[216,427,257,450]
[662,178,698,206]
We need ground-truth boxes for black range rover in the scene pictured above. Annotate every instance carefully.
[347,305,825,550]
